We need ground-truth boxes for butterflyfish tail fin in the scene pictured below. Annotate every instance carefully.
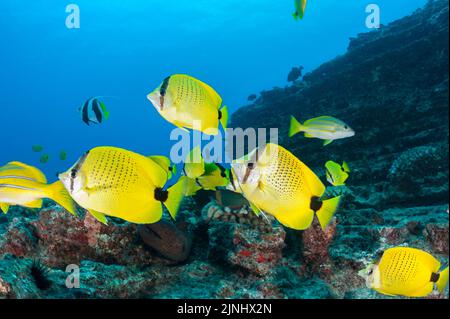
[342,161,350,173]
[436,266,449,293]
[316,196,341,230]
[164,176,187,220]
[46,181,77,216]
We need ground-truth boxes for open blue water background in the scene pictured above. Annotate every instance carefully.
[0,0,426,178]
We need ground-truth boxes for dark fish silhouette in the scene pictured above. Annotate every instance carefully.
[247,94,257,101]
[287,66,304,82]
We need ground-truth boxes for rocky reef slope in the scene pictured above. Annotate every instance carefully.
[1,0,448,299]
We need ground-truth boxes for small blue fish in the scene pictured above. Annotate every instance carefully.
[79,97,110,126]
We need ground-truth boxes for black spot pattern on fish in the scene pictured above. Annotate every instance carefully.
[89,149,139,195]
[264,148,304,201]
[384,250,419,287]
[176,76,208,109]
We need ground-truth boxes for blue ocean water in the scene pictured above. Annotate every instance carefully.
[0,0,427,177]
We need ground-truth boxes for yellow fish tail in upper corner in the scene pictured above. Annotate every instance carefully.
[147,74,229,135]
[293,0,307,20]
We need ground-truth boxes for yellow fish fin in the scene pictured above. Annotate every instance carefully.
[7,161,47,183]
[148,155,173,178]
[164,176,187,220]
[323,139,333,146]
[0,203,9,214]
[88,209,108,225]
[342,161,351,173]
[139,155,170,188]
[183,146,205,179]
[22,199,43,209]
[173,122,190,133]
[437,267,449,293]
[184,177,202,196]
[412,248,442,273]
[289,115,304,137]
[191,76,222,107]
[249,201,261,216]
[45,181,77,216]
[219,105,228,130]
[316,196,341,230]
[301,161,326,196]
[274,204,314,230]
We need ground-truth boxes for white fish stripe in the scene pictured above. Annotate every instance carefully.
[0,175,38,182]
[0,184,40,192]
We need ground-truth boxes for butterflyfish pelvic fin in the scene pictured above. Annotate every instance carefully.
[0,203,9,214]
[88,209,108,225]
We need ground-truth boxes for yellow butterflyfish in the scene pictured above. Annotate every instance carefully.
[147,74,228,135]
[359,247,449,297]
[58,146,186,225]
[230,143,340,230]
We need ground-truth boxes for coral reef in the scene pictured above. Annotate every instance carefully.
[0,0,448,299]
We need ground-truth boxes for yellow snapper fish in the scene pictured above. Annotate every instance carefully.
[325,160,350,186]
[230,143,341,230]
[147,74,229,135]
[183,147,230,196]
[0,161,76,215]
[359,247,449,297]
[58,146,187,225]
[293,0,307,21]
[289,115,355,146]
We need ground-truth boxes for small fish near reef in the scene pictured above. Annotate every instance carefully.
[59,150,68,161]
[325,160,350,186]
[293,0,307,21]
[79,97,110,126]
[0,161,76,215]
[31,145,44,153]
[230,143,341,230]
[183,147,230,196]
[247,94,257,101]
[39,154,50,164]
[359,247,449,297]
[289,115,355,146]
[147,74,229,135]
[58,146,187,225]
[287,66,303,82]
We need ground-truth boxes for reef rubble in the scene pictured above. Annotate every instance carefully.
[1,0,449,299]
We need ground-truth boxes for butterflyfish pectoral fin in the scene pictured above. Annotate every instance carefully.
[88,209,108,225]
